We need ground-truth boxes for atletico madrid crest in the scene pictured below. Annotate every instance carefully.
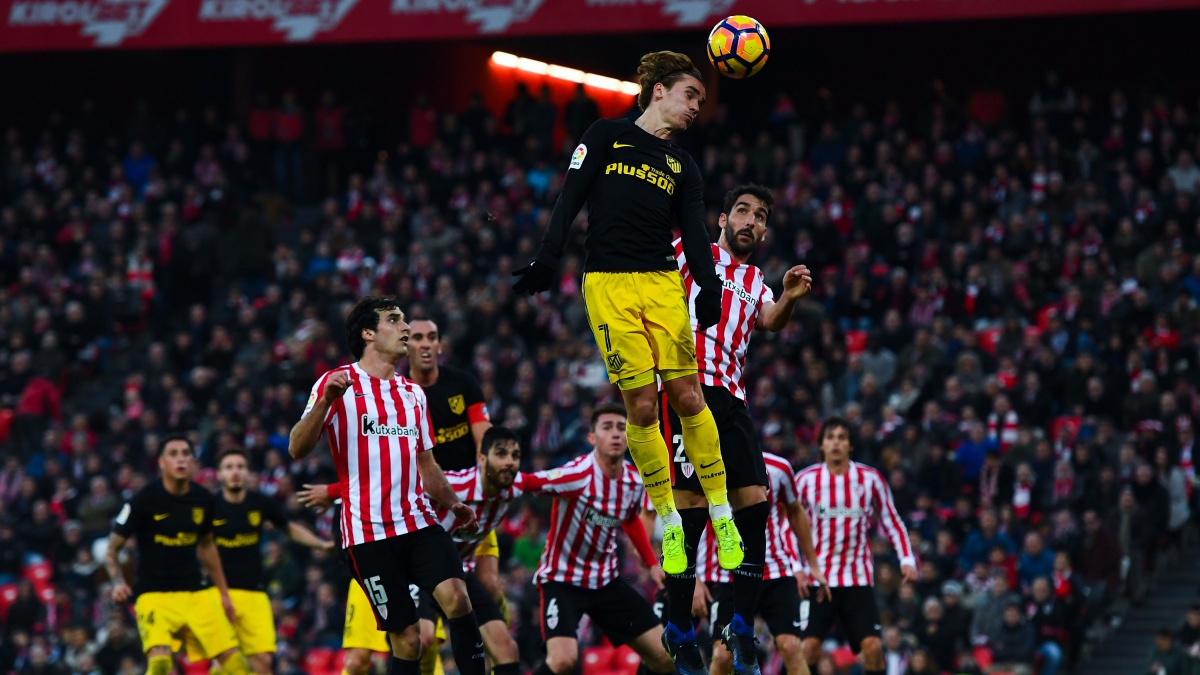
[606,351,624,373]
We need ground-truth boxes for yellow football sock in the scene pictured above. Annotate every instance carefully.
[678,407,729,507]
[147,655,173,675]
[625,423,678,518]
[218,651,251,675]
[420,644,444,675]
[496,593,510,626]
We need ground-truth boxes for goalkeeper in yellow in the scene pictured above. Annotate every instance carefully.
[512,50,740,674]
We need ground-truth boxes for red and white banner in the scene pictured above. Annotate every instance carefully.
[2,0,1198,52]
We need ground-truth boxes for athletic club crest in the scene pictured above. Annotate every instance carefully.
[681,462,695,478]
[192,507,204,525]
[448,394,465,415]
[248,510,261,527]
[666,155,682,174]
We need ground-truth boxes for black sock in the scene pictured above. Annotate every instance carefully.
[732,501,769,623]
[665,507,709,630]
[445,614,487,675]
[533,663,557,675]
[492,663,521,675]
[865,670,885,675]
[389,657,420,675]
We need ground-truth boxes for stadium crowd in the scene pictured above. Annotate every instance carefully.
[1,67,1200,675]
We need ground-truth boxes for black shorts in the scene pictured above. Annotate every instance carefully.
[710,577,805,640]
[345,525,465,632]
[408,585,437,622]
[663,384,768,492]
[539,580,661,646]
[804,585,881,651]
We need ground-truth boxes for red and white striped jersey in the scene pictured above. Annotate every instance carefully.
[698,452,802,583]
[527,453,646,589]
[987,410,1019,452]
[793,461,915,587]
[434,466,525,572]
[674,238,774,402]
[305,364,439,548]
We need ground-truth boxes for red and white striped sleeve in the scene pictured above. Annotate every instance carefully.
[868,467,916,568]
[304,369,342,427]
[521,460,591,498]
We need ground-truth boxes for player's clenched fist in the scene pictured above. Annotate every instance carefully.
[323,371,350,403]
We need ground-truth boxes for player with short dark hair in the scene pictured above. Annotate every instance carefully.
[288,296,486,675]
[525,403,675,675]
[106,434,251,675]
[660,184,815,674]
[512,51,745,598]
[794,418,916,675]
[211,447,334,674]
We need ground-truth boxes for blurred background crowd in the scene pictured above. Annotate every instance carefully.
[1,43,1200,675]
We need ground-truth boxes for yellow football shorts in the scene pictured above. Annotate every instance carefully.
[582,270,698,387]
[343,580,390,653]
[136,589,237,659]
[223,588,276,656]
[345,581,446,675]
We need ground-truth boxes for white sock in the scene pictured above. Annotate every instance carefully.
[659,509,683,528]
[709,502,732,522]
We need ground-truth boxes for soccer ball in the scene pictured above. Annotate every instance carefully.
[706,15,770,79]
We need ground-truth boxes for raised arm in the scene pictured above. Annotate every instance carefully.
[677,155,722,329]
[513,121,609,294]
[758,265,813,332]
[289,371,347,459]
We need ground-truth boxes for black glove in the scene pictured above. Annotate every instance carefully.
[695,286,722,330]
[512,260,556,295]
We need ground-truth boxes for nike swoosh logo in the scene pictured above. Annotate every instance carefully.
[213,519,227,526]
[355,392,368,397]
[154,514,169,521]
[645,467,665,477]
[474,642,484,650]
[793,620,802,627]
[613,142,634,149]
[699,460,721,469]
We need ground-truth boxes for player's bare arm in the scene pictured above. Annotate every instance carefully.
[757,264,812,332]
[416,452,478,532]
[287,521,335,552]
[786,500,830,602]
[288,371,347,459]
[197,531,237,624]
[297,483,335,512]
[105,532,132,603]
